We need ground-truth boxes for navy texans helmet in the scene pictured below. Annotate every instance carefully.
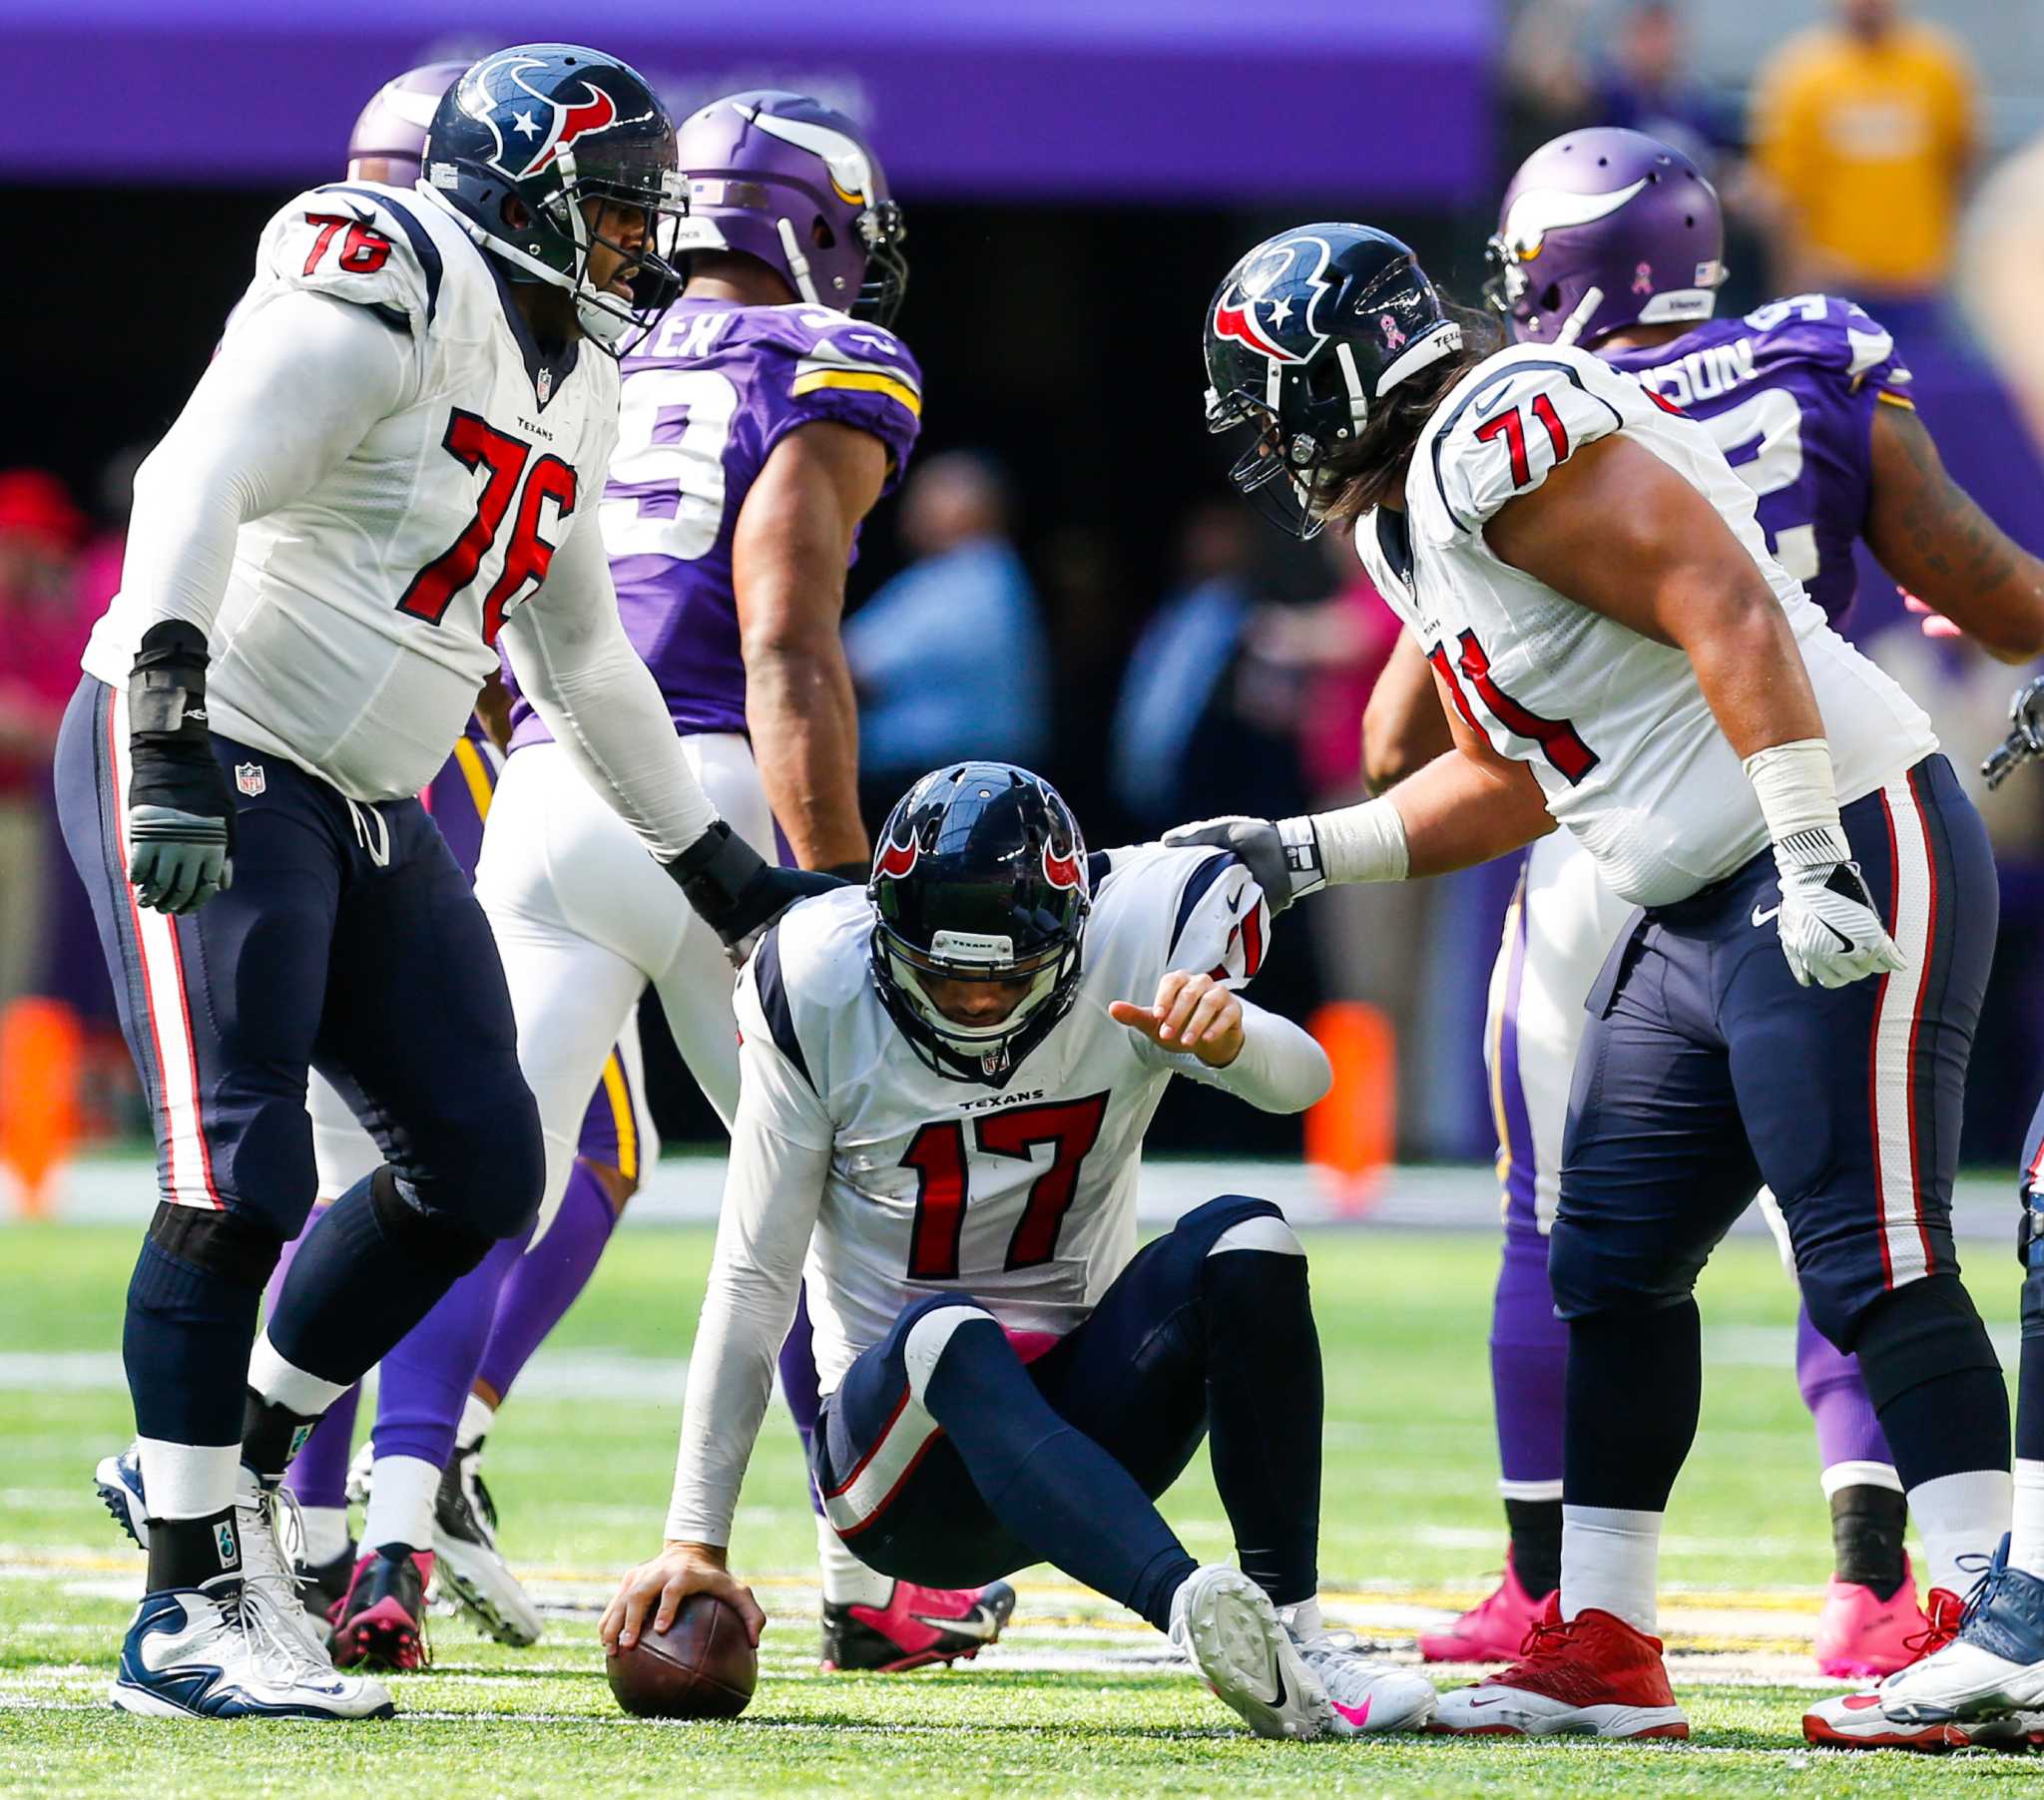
[868,763,1090,1087]
[421,43,686,351]
[346,61,469,185]
[1204,223,1463,538]
[670,90,908,326]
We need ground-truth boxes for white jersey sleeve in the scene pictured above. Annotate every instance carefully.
[499,500,717,862]
[1429,354,1630,533]
[252,191,441,341]
[663,956,832,1549]
[113,291,415,646]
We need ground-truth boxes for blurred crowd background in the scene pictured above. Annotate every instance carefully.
[7,0,2044,1166]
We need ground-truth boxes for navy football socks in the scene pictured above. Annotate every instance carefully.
[921,1317,1197,1632]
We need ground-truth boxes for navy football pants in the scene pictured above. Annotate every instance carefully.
[54,677,542,1246]
[1551,755,1994,1349]
[811,1196,1321,1623]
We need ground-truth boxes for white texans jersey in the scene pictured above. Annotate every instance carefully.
[83,181,620,801]
[736,844,1274,1392]
[1353,342,1936,906]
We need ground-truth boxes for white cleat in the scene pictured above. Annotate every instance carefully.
[430,1443,542,1647]
[112,1579,394,1720]
[97,1441,364,1671]
[1804,1544,2044,1751]
[1169,1565,1335,1741]
[1284,1626,1437,1734]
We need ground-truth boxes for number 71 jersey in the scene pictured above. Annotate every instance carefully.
[1356,340,1933,908]
[730,844,1273,1394]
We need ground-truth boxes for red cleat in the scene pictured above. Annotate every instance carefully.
[1430,1594,1689,1739]
[820,1579,1016,1672]
[1419,1551,1550,1662]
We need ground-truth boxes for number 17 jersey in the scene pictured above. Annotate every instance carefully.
[730,844,1274,1394]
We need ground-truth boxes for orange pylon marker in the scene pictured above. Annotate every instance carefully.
[0,998,83,1218]
[1304,1001,1395,1215]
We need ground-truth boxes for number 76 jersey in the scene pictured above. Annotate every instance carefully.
[1355,340,1934,909]
[84,181,621,803]
[727,844,1273,1395]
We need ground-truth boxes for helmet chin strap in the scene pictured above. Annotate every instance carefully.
[775,216,823,307]
[1555,284,1604,346]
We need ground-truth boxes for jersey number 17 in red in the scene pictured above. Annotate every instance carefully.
[900,1093,1111,1281]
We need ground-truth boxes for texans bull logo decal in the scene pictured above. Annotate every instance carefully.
[468,53,621,182]
[1042,838,1083,891]
[875,831,919,879]
[1212,233,1335,365]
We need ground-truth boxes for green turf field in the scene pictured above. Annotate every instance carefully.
[1,1209,2033,1796]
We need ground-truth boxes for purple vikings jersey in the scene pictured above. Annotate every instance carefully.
[508,298,922,746]
[1604,293,1913,626]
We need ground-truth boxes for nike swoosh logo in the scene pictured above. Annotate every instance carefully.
[1473,379,1514,418]
[1226,887,1245,915]
[1823,919,1855,951]
[911,1604,1001,1643]
[1467,1694,1509,1708]
[1264,1661,1288,1710]
[1752,904,1782,927]
[1332,1695,1372,1727]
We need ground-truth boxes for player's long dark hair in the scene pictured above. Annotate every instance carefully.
[1316,300,1504,526]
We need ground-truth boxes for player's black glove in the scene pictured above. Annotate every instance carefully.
[126,621,237,916]
[666,820,847,959]
[1160,814,1325,914]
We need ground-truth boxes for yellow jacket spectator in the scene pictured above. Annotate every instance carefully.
[1752,0,1975,298]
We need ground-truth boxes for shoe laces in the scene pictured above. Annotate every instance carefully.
[224,1574,330,1685]
[1512,1609,1582,1667]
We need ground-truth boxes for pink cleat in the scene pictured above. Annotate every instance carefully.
[1418,1552,1550,1663]
[820,1578,1017,1672]
[1813,1557,1931,1679]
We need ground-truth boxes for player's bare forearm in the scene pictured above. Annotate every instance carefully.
[1867,400,2044,663]
[1386,745,1555,877]
[736,422,888,870]
[1362,631,1453,794]
[745,642,866,870]
[1487,431,1825,757]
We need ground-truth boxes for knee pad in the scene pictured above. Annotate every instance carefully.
[1176,1193,1285,1254]
[901,1301,999,1410]
[1848,1274,2000,1412]
[1207,1214,1304,1259]
[145,1200,283,1291]
[1546,1218,1696,1322]
[366,1165,497,1281]
[399,1096,546,1244]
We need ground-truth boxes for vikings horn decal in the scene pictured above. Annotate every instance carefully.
[468,53,622,181]
[1497,179,1650,262]
[1211,233,1335,365]
[1042,837,1083,891]
[875,831,918,880]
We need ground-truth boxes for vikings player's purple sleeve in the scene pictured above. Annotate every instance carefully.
[1605,294,1913,628]
[508,299,922,747]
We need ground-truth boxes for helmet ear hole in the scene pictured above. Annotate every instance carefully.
[1540,282,1562,312]
[1306,357,1345,403]
[810,216,836,249]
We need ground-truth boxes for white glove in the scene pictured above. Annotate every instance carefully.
[1768,824,1906,990]
[1160,815,1324,913]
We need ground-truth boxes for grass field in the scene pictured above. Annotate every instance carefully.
[2,1208,2036,1797]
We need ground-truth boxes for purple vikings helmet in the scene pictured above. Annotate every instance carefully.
[345,60,470,184]
[668,90,908,325]
[1485,128,1724,348]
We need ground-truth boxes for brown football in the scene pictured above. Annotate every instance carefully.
[606,1592,758,1719]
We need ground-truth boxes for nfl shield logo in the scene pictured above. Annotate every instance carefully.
[536,366,553,405]
[235,762,265,797]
